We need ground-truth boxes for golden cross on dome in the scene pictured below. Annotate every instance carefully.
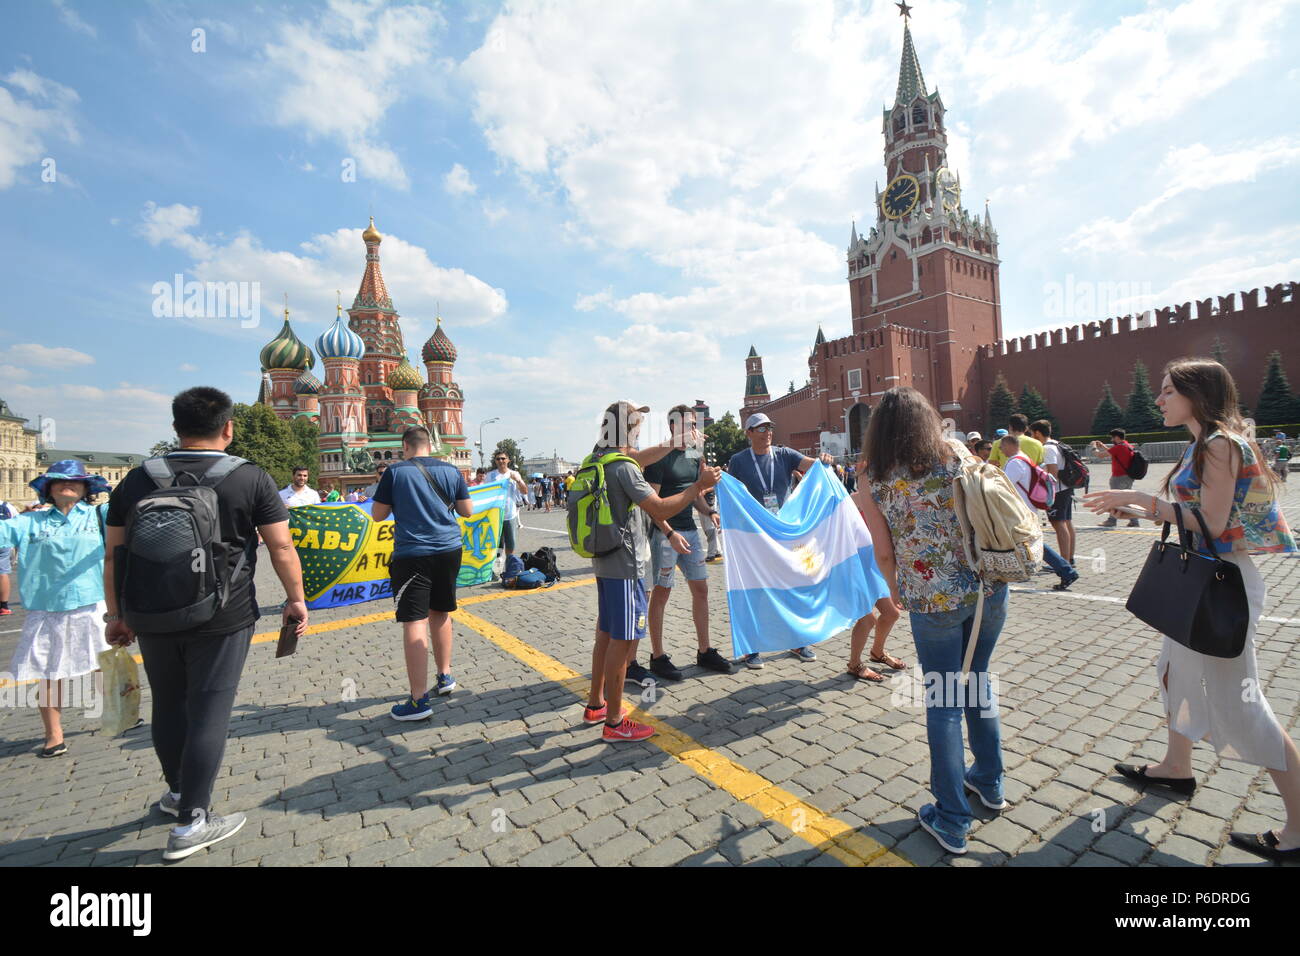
[283,292,289,321]
[336,289,342,317]
[896,1,913,18]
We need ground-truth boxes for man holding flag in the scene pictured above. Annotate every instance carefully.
[725,413,836,667]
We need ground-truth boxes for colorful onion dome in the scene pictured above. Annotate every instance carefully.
[421,316,457,363]
[362,216,382,244]
[259,317,314,371]
[386,355,424,392]
[293,369,322,395]
[316,313,366,360]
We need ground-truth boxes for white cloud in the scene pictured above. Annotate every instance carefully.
[443,163,477,196]
[1066,137,1300,255]
[0,364,30,381]
[8,343,95,368]
[133,202,508,342]
[0,69,79,189]
[50,0,96,37]
[6,382,173,455]
[256,0,445,189]
[481,200,508,224]
[178,363,199,372]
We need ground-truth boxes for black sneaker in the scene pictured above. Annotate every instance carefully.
[696,647,734,674]
[625,661,652,684]
[649,654,683,681]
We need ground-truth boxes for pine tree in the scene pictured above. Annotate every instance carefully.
[788,380,796,394]
[987,374,1017,432]
[1255,351,1296,426]
[1091,382,1125,435]
[1123,360,1164,432]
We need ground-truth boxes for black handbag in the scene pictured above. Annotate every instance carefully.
[1125,503,1250,658]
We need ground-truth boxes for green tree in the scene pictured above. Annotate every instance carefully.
[492,437,525,470]
[986,374,1017,431]
[149,438,179,457]
[704,411,747,466]
[1019,384,1061,438]
[787,380,796,394]
[1254,351,1296,427]
[1091,382,1125,434]
[1123,360,1164,432]
[227,402,300,487]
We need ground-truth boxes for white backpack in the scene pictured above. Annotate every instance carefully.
[950,444,1043,677]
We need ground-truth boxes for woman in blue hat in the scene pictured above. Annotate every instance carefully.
[0,460,113,757]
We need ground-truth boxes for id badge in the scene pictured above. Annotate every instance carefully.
[763,494,779,514]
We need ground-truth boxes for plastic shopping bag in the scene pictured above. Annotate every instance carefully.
[98,647,142,737]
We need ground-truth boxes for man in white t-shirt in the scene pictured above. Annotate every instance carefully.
[279,466,321,507]
[1030,419,1076,568]
[1000,435,1077,591]
[490,452,529,557]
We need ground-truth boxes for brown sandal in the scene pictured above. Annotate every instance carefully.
[847,661,885,682]
[870,652,906,670]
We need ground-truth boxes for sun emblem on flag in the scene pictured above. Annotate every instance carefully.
[792,543,823,577]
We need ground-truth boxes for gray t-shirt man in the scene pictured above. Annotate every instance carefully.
[590,449,653,580]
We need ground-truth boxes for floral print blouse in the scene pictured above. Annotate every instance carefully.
[869,441,987,614]
[1170,431,1296,555]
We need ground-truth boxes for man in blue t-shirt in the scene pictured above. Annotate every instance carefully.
[371,426,472,721]
[726,412,835,668]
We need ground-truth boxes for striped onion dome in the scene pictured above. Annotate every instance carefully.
[293,369,322,395]
[316,314,366,360]
[386,355,424,392]
[258,318,314,371]
[421,317,457,363]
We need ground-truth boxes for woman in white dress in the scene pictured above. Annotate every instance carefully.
[1084,358,1300,862]
[0,460,112,757]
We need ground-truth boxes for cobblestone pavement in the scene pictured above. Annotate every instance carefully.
[1,464,1298,866]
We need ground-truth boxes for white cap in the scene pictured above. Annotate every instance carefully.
[744,412,773,430]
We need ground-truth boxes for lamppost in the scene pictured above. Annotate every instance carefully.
[477,416,500,469]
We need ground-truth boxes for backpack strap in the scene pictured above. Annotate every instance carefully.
[197,455,248,488]
[410,459,455,515]
[143,457,176,489]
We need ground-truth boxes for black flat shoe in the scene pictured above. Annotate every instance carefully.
[38,743,67,758]
[1229,830,1300,862]
[1114,762,1195,796]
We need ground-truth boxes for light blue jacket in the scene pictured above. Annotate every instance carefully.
[0,502,108,612]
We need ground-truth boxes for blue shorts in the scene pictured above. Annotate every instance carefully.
[0,548,10,575]
[651,528,708,588]
[596,577,647,642]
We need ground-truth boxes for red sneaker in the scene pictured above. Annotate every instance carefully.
[583,704,627,725]
[602,717,655,742]
[0,607,11,615]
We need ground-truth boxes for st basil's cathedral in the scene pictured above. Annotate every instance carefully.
[255,218,473,492]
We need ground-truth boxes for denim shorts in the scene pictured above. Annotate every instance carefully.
[0,548,10,575]
[651,528,708,589]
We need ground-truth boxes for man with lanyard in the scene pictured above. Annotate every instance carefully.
[489,451,529,560]
[725,412,835,668]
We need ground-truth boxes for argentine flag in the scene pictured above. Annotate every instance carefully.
[718,462,889,656]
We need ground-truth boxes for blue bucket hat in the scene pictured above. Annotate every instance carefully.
[30,459,112,498]
[994,429,1009,438]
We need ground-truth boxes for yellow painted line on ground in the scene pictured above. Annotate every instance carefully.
[452,604,910,867]
[0,579,600,689]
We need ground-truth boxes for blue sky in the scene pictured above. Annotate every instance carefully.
[2,0,1297,462]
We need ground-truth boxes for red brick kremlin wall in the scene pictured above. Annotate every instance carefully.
[977,281,1299,436]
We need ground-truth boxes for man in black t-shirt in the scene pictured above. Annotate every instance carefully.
[637,405,734,681]
[103,386,307,862]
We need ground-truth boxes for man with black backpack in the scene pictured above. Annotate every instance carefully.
[103,386,308,862]
[1091,429,1142,527]
[370,426,472,722]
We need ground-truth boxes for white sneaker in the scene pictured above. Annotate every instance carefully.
[163,809,247,861]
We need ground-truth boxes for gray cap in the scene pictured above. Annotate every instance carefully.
[744,412,773,430]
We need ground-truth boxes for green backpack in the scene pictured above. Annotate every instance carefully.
[566,451,640,559]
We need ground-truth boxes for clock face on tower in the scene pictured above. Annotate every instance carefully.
[881,173,920,220]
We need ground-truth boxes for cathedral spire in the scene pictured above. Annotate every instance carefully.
[894,4,928,107]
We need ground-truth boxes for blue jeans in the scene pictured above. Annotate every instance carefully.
[908,584,1009,843]
[1042,543,1074,582]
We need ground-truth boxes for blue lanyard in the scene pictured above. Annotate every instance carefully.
[750,448,776,497]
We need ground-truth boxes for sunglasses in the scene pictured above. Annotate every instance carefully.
[750,425,774,433]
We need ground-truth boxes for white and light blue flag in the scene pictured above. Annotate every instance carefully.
[718,462,889,656]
